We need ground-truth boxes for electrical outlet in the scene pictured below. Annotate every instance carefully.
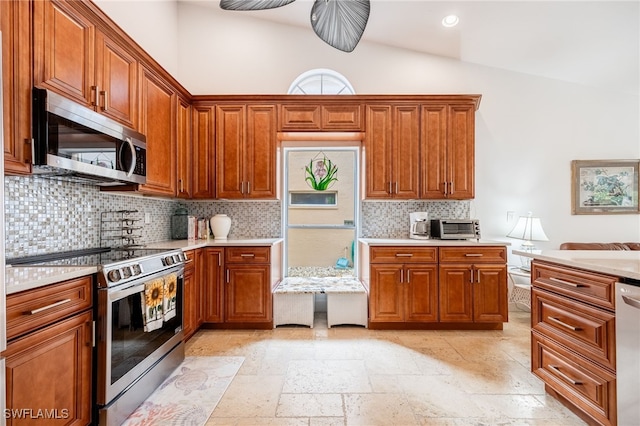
[145,212,151,224]
[507,211,515,222]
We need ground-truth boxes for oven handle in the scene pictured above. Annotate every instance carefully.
[105,266,184,301]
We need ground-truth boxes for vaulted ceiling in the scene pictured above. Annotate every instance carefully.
[181,0,639,94]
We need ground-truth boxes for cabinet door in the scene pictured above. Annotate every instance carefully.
[365,105,393,198]
[369,264,404,322]
[245,105,277,199]
[392,105,420,199]
[94,31,137,129]
[4,311,93,426]
[421,104,447,198]
[225,264,271,323]
[182,257,197,339]
[2,0,33,175]
[194,249,205,327]
[405,265,438,322]
[192,105,215,199]
[473,264,508,322]
[176,97,192,198]
[204,248,224,323]
[447,104,475,199]
[139,66,176,196]
[216,105,245,199]
[439,264,474,322]
[33,0,95,107]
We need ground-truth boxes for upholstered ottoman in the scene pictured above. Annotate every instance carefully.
[321,277,368,328]
[273,277,319,328]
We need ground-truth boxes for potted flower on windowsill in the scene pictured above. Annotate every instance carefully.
[305,157,338,190]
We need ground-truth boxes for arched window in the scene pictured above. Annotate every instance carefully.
[287,68,355,95]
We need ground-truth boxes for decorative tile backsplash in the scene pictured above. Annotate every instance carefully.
[361,200,470,238]
[4,176,469,259]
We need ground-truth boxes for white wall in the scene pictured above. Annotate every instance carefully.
[94,0,180,79]
[100,1,640,252]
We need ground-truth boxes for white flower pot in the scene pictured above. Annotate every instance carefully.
[210,214,231,240]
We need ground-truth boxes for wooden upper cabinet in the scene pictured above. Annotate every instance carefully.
[365,104,420,199]
[191,105,216,199]
[138,66,176,196]
[279,103,363,131]
[2,0,33,175]
[94,30,138,129]
[422,103,475,199]
[216,104,277,199]
[176,97,192,199]
[34,0,139,129]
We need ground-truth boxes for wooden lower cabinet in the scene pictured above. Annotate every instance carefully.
[182,249,198,340]
[531,260,617,426]
[369,264,438,322]
[4,306,93,426]
[203,248,224,323]
[225,264,271,323]
[365,244,507,329]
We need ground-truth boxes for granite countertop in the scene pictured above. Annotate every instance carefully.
[359,238,509,246]
[515,249,640,281]
[6,238,284,295]
[146,238,284,251]
[6,265,98,295]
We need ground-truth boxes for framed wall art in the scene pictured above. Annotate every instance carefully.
[571,159,640,214]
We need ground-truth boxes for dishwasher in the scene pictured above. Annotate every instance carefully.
[616,279,640,425]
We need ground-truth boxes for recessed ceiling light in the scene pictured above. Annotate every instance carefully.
[442,14,459,28]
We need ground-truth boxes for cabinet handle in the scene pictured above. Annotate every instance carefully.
[100,90,108,111]
[476,269,481,283]
[548,365,583,385]
[226,269,229,283]
[91,320,96,347]
[549,277,583,288]
[548,316,581,331]
[218,254,222,267]
[400,269,404,283]
[179,178,184,193]
[622,295,640,310]
[29,298,72,315]
[240,181,244,194]
[465,253,483,257]
[395,253,413,257]
[406,269,410,283]
[395,182,398,194]
[443,181,448,195]
[449,181,454,195]
[247,181,251,194]
[388,181,392,195]
[91,85,99,106]
[240,253,255,258]
[470,268,474,284]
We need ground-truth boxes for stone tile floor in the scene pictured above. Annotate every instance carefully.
[185,310,585,425]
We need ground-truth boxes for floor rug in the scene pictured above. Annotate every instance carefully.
[122,356,244,426]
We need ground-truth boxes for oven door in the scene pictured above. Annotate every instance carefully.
[96,266,184,406]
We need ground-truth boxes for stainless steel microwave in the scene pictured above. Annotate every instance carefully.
[32,87,146,186]
[430,219,481,240]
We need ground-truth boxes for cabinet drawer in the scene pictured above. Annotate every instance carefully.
[370,247,438,263]
[184,250,196,272]
[531,261,616,310]
[532,288,615,371]
[6,275,93,340]
[439,246,506,263]
[321,104,363,130]
[226,247,270,263]
[532,332,616,426]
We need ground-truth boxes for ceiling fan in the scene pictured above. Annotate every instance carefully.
[219,0,371,52]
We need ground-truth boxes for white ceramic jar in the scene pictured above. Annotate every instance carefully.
[210,214,231,240]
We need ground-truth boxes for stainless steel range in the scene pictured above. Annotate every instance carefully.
[7,247,187,426]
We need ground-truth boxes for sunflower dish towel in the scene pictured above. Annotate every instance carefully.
[142,278,165,332]
[163,273,178,321]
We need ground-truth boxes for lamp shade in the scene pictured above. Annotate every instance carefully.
[506,214,549,242]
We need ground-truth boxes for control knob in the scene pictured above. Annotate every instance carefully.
[107,269,121,283]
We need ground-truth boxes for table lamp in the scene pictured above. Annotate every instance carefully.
[506,212,549,270]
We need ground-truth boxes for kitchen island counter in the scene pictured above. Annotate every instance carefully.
[515,249,640,281]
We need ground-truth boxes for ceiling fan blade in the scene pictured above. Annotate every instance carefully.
[310,0,370,52]
[220,0,296,11]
